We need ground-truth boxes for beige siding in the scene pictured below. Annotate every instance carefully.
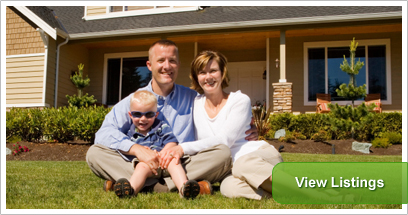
[6,7,45,55]
[6,55,45,105]
[284,32,402,113]
[86,6,107,16]
[56,44,89,107]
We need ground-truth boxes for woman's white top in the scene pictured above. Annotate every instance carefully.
[181,90,267,163]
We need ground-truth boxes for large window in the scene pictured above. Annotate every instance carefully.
[304,39,391,106]
[103,52,151,105]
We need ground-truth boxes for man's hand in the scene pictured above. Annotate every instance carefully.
[127,144,160,175]
[245,117,259,141]
[159,145,184,169]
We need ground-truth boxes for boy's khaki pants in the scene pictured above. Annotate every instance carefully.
[86,144,232,191]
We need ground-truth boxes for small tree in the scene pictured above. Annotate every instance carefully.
[328,38,373,140]
[66,63,97,107]
[335,37,366,107]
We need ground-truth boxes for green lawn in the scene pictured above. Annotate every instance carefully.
[6,153,403,209]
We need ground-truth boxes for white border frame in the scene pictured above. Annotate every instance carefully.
[303,39,392,106]
[102,51,149,104]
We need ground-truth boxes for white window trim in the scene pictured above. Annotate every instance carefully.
[102,51,149,104]
[303,39,391,106]
[84,6,200,21]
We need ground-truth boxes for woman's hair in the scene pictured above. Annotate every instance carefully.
[190,50,230,94]
[130,90,157,107]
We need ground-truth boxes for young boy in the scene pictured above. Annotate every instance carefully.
[114,90,200,199]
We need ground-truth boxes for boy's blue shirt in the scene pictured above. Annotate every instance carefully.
[119,118,178,162]
[94,81,198,159]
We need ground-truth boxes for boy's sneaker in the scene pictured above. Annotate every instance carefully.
[114,178,134,198]
[180,180,200,199]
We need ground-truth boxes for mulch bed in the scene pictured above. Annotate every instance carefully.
[6,139,402,161]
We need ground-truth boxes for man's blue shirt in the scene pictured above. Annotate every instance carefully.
[94,81,198,154]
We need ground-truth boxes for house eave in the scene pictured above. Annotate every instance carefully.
[13,6,64,40]
[69,11,402,40]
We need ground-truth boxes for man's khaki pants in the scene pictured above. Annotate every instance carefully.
[86,144,232,191]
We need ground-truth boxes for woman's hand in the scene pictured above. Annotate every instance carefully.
[159,145,184,169]
[245,117,259,141]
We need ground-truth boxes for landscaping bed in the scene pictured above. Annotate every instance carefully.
[6,139,402,161]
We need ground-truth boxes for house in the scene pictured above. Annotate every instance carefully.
[5,5,403,113]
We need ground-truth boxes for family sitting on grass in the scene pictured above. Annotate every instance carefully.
[86,40,283,200]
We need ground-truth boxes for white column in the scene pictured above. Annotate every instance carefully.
[279,30,287,83]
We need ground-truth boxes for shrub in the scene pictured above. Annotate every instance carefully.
[6,108,45,142]
[371,138,392,148]
[380,132,402,145]
[311,130,331,142]
[279,131,306,142]
[6,105,111,144]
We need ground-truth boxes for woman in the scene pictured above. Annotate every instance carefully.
[181,50,283,200]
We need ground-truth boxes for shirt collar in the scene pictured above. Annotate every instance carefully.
[146,80,176,101]
[133,118,162,137]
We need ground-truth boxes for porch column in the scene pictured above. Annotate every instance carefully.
[279,30,286,83]
[272,82,292,113]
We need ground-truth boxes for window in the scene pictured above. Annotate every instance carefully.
[84,6,199,21]
[304,39,391,106]
[103,52,151,105]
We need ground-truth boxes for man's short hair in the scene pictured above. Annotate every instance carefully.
[148,39,179,61]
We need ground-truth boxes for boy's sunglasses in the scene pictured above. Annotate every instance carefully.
[130,111,156,118]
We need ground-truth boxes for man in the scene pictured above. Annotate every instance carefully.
[86,40,257,194]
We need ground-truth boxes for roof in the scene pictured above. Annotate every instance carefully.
[25,6,403,40]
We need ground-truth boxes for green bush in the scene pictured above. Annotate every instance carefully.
[266,112,402,142]
[6,105,111,143]
[380,132,402,145]
[311,130,331,142]
[371,138,392,148]
[6,108,45,142]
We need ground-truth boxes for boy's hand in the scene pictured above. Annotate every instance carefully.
[245,117,259,141]
[130,144,160,175]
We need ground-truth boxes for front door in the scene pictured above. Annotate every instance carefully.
[224,61,266,106]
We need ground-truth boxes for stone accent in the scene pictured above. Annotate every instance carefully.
[272,82,292,113]
[352,141,372,154]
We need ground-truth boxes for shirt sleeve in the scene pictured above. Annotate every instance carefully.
[160,123,179,145]
[181,93,252,155]
[94,93,136,153]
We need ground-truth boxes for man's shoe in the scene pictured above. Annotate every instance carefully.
[198,180,213,195]
[103,180,114,192]
[114,178,134,198]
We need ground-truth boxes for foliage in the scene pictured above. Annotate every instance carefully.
[6,108,45,142]
[328,103,374,141]
[6,106,111,143]
[311,130,331,142]
[265,112,401,141]
[371,138,392,148]
[380,132,402,145]
[252,105,272,140]
[336,38,366,106]
[278,131,306,142]
[66,93,97,108]
[11,143,30,156]
[66,63,97,107]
